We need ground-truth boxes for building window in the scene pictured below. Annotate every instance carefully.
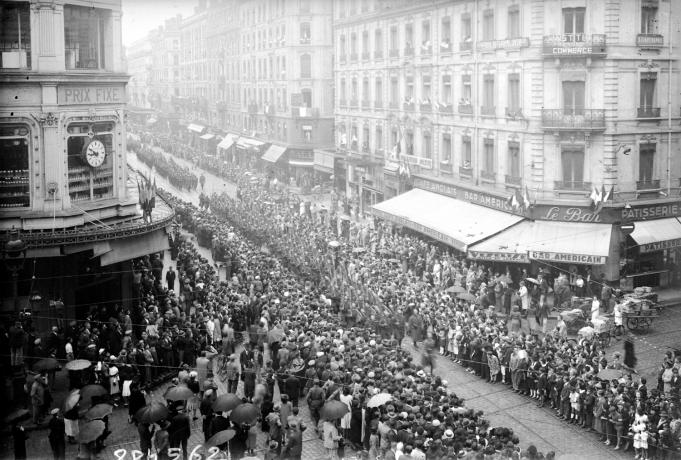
[462,13,472,41]
[405,23,413,49]
[405,75,414,101]
[421,20,431,50]
[462,74,472,103]
[482,74,495,114]
[508,141,520,178]
[351,78,358,101]
[300,53,311,78]
[390,26,398,53]
[301,88,312,107]
[375,126,383,152]
[422,132,432,159]
[405,131,414,155]
[640,72,657,109]
[300,0,311,14]
[375,77,383,104]
[483,139,494,172]
[362,126,370,152]
[0,2,30,69]
[0,124,30,208]
[508,5,520,38]
[442,75,452,104]
[362,30,369,55]
[562,81,585,115]
[374,29,383,55]
[563,7,585,36]
[351,125,358,150]
[67,122,115,202]
[362,77,369,103]
[303,125,312,142]
[391,128,399,155]
[339,0,345,18]
[422,75,431,102]
[508,73,520,112]
[390,77,398,105]
[482,9,495,41]
[64,5,111,70]
[639,144,655,182]
[641,5,658,34]
[339,35,346,59]
[462,136,472,167]
[299,22,310,44]
[340,78,346,102]
[441,133,451,163]
[441,17,451,50]
[561,146,585,188]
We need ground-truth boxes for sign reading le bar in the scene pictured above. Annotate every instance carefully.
[60,86,124,105]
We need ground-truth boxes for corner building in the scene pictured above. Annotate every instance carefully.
[0,0,172,321]
[335,0,681,287]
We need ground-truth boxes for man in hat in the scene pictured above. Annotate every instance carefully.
[306,379,325,429]
[169,405,191,460]
[48,408,65,460]
[30,373,47,424]
[281,418,303,460]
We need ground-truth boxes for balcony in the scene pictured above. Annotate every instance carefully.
[374,50,383,59]
[637,179,661,190]
[637,34,664,49]
[420,102,432,112]
[440,40,452,53]
[637,107,661,118]
[505,107,524,120]
[438,103,454,114]
[1,44,31,69]
[361,100,370,109]
[403,101,415,111]
[542,34,607,58]
[389,49,399,58]
[374,100,383,109]
[541,109,605,131]
[350,52,358,62]
[480,171,496,182]
[350,99,359,108]
[459,166,473,177]
[292,106,320,118]
[458,103,473,115]
[460,40,473,52]
[554,180,591,191]
[404,46,414,56]
[299,37,311,45]
[339,98,347,108]
[480,106,495,116]
[420,43,432,55]
[361,52,370,61]
[477,37,530,52]
[505,175,522,187]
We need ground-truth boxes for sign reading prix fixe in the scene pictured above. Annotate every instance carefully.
[529,250,607,265]
[59,85,125,105]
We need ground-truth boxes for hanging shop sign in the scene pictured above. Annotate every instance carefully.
[412,177,523,215]
[621,203,681,221]
[640,238,681,254]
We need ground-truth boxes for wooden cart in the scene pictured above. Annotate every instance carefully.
[622,303,663,332]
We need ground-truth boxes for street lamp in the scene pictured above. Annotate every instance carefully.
[2,229,27,316]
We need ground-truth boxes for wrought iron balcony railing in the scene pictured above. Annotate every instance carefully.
[636,179,660,190]
[541,109,605,130]
[637,107,661,118]
[554,180,592,191]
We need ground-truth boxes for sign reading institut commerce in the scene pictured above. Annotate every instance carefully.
[59,85,125,105]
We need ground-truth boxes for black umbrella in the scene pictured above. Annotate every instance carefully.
[229,403,258,425]
[79,420,105,443]
[206,429,236,447]
[212,393,242,412]
[4,409,30,424]
[320,400,349,420]
[85,403,113,421]
[80,384,107,407]
[33,358,60,372]
[135,401,170,424]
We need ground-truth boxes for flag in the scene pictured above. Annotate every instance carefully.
[510,192,520,210]
[506,194,513,207]
[523,186,532,209]
[589,186,601,211]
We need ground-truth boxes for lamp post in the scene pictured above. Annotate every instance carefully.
[2,229,27,316]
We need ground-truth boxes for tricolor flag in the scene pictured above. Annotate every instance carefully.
[589,186,602,211]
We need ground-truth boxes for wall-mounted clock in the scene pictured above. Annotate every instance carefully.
[82,139,106,167]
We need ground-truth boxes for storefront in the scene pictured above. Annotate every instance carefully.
[199,133,217,154]
[262,143,289,179]
[313,149,336,185]
[288,149,315,187]
[217,133,238,161]
[235,136,266,169]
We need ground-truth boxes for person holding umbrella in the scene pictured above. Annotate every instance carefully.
[48,408,66,460]
[322,419,343,460]
[169,404,191,460]
[138,421,155,460]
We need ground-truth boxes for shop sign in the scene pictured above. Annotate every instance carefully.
[640,238,681,254]
[412,177,522,215]
[622,203,681,220]
[370,208,463,250]
[536,205,605,223]
[467,250,529,263]
[477,37,530,51]
[529,251,607,265]
[59,85,125,105]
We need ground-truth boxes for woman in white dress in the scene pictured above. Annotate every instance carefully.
[339,387,353,437]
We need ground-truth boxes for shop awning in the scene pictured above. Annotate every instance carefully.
[100,229,170,267]
[262,144,287,163]
[236,137,266,149]
[370,188,523,252]
[187,123,205,133]
[289,160,314,167]
[200,133,215,140]
[630,217,681,253]
[217,134,237,150]
[468,220,613,265]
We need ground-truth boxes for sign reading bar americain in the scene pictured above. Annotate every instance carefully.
[59,85,125,105]
[412,177,523,215]
[529,251,607,265]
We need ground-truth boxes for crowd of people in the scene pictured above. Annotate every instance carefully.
[128,135,199,191]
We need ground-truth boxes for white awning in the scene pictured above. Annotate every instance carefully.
[236,137,266,149]
[200,133,215,140]
[100,229,170,266]
[262,144,287,163]
[217,134,237,150]
[187,123,205,133]
[370,188,524,252]
[630,217,681,253]
[288,160,314,167]
[468,220,613,265]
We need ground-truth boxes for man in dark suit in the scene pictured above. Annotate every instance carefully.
[168,407,191,460]
[284,372,301,408]
[281,419,303,460]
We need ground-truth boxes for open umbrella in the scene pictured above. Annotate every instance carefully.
[63,389,81,412]
[80,384,107,406]
[445,285,466,294]
[206,429,236,447]
[456,292,476,302]
[212,393,242,412]
[230,403,259,425]
[135,401,170,424]
[65,359,91,371]
[597,368,623,381]
[327,240,341,248]
[4,409,30,424]
[320,400,350,420]
[524,277,539,285]
[267,328,286,344]
[352,247,366,254]
[79,420,105,443]
[85,403,113,421]
[367,393,393,408]
[33,358,60,372]
[164,385,194,401]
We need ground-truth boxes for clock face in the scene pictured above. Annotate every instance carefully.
[84,139,106,167]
